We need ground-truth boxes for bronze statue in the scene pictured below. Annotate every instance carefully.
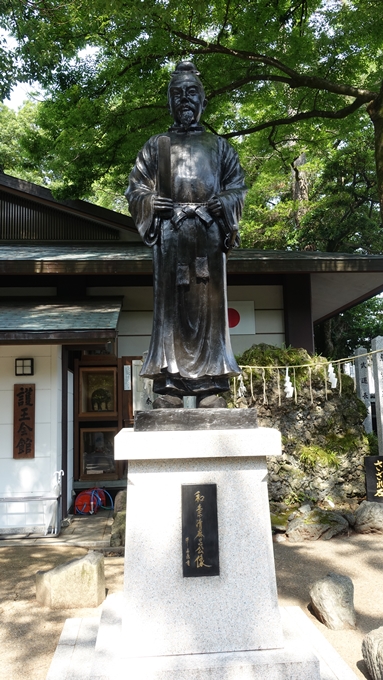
[126,62,246,407]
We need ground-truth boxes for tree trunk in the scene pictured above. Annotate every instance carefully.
[367,81,383,223]
[323,318,334,358]
[291,152,309,229]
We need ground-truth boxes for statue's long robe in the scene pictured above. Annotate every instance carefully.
[126,128,247,395]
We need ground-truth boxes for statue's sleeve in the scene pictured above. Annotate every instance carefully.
[216,137,247,248]
[125,137,159,246]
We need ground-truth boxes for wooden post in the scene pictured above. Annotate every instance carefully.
[354,346,373,434]
[372,337,383,454]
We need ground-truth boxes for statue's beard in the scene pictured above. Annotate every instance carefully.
[179,109,195,128]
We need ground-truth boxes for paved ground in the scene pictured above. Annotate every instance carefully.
[0,515,380,680]
[0,509,114,549]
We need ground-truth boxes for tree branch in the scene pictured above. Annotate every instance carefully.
[216,0,232,44]
[208,74,293,99]
[169,29,378,102]
[220,98,366,139]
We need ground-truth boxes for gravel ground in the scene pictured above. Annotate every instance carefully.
[1,533,382,679]
[0,546,124,680]
[274,532,383,679]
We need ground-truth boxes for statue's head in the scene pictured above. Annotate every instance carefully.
[168,62,207,128]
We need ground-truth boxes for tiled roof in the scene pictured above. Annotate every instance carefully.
[0,244,151,261]
[0,244,382,274]
[0,299,122,331]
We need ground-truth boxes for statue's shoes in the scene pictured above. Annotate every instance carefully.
[152,395,183,409]
[197,394,227,409]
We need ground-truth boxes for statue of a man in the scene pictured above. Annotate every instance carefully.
[126,62,247,407]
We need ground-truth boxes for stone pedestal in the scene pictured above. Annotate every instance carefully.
[110,409,320,679]
[46,408,362,679]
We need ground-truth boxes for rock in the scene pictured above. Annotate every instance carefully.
[341,511,356,527]
[110,510,126,547]
[232,346,370,506]
[61,515,73,528]
[270,509,289,533]
[309,572,356,630]
[298,503,311,515]
[273,533,287,543]
[355,501,383,534]
[286,509,349,541]
[362,626,383,680]
[36,551,105,609]
[113,490,126,517]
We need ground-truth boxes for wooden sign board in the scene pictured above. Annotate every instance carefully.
[365,455,383,503]
[13,384,35,459]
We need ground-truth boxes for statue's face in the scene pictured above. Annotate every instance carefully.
[169,76,206,127]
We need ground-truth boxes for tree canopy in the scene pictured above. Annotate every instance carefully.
[1,0,383,219]
[1,1,383,360]
[314,295,383,360]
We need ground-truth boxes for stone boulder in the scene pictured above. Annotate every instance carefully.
[36,551,105,609]
[113,490,127,517]
[354,501,383,534]
[362,626,383,680]
[309,572,356,630]
[110,510,126,547]
[286,508,349,541]
[230,345,370,507]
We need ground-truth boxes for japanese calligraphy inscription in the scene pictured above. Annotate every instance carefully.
[13,384,35,459]
[182,483,219,577]
[354,347,373,434]
[365,455,383,503]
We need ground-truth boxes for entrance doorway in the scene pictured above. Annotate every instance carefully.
[62,347,145,515]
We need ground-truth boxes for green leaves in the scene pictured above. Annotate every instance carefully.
[0,0,382,228]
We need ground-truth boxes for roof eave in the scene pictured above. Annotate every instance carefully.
[0,173,136,234]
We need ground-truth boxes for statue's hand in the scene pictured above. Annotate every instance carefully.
[153,196,174,217]
[207,196,223,217]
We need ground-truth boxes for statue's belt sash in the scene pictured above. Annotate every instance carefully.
[171,203,214,230]
[169,203,212,286]
[176,257,209,286]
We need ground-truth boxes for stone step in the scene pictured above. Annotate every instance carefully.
[46,604,358,680]
[46,616,99,680]
[283,606,359,680]
[47,599,359,680]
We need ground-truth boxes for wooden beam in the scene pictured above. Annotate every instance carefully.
[283,274,314,354]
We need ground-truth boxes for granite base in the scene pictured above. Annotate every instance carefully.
[116,429,284,655]
[46,596,360,680]
[92,595,321,679]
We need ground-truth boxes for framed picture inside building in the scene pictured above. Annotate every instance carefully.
[79,367,117,417]
[80,427,118,480]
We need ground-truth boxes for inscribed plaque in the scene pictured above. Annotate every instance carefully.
[365,455,383,502]
[13,384,35,459]
[182,483,219,577]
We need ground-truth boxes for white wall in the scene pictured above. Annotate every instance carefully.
[228,285,284,355]
[87,285,285,358]
[0,345,62,533]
